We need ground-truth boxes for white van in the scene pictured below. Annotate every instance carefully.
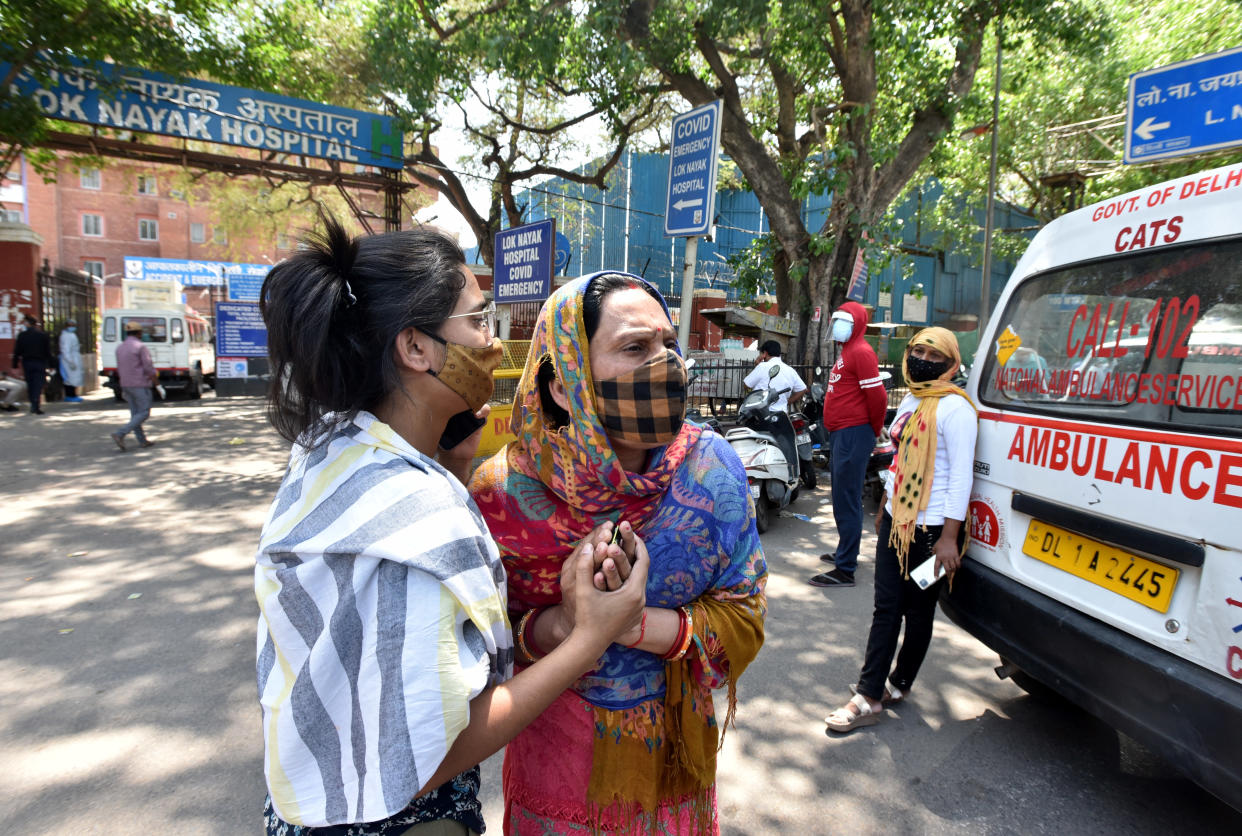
[941,161,1242,809]
[101,307,216,398]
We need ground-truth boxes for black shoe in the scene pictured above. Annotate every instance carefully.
[819,553,837,564]
[808,568,856,588]
[33,408,45,415]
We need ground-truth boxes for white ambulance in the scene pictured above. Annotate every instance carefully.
[100,307,216,398]
[942,161,1242,809]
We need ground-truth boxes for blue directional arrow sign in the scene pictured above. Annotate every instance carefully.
[665,100,722,237]
[1126,46,1242,164]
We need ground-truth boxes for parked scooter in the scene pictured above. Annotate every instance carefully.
[801,373,830,471]
[789,408,817,489]
[724,365,799,533]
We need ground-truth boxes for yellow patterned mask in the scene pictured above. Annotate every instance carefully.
[426,335,504,413]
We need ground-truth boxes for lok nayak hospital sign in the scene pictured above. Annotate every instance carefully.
[2,53,403,170]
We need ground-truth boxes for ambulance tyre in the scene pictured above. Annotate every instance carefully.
[187,371,202,399]
[754,493,771,534]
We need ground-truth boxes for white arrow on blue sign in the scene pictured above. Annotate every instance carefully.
[1125,46,1242,164]
[664,100,722,237]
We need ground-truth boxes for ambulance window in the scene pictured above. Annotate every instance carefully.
[979,237,1242,435]
[103,317,116,342]
[171,318,184,342]
[121,316,167,342]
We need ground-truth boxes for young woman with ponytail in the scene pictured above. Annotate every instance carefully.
[824,327,978,733]
[254,217,647,835]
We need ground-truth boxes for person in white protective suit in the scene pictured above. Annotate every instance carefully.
[59,323,83,402]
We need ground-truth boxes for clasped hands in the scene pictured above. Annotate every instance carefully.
[544,520,649,652]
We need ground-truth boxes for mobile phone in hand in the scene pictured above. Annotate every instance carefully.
[439,409,487,451]
[910,557,944,590]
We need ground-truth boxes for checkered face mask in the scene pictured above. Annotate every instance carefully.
[594,349,688,446]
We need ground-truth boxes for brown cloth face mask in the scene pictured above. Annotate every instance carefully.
[594,349,688,446]
[427,335,504,413]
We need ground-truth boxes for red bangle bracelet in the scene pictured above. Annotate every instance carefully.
[624,610,648,648]
[662,607,689,660]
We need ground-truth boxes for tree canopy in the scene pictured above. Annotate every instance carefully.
[363,0,672,265]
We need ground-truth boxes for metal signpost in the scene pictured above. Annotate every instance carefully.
[1125,46,1242,164]
[493,218,556,305]
[665,101,722,351]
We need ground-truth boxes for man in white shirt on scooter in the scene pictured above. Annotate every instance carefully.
[744,340,806,412]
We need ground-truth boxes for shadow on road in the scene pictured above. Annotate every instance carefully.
[1,393,287,833]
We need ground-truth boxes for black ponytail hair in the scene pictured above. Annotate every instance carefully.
[260,214,467,444]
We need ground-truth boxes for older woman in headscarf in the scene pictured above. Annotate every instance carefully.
[469,271,767,835]
[824,326,977,733]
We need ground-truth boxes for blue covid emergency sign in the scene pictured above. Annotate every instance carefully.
[494,219,555,304]
[215,302,268,357]
[665,101,722,237]
[1126,47,1242,163]
[2,54,403,169]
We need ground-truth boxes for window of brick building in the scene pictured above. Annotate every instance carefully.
[82,260,104,280]
[190,222,205,243]
[0,209,21,222]
[138,218,159,241]
[80,168,101,189]
[82,213,103,236]
[276,232,291,250]
[212,226,227,244]
[137,174,157,195]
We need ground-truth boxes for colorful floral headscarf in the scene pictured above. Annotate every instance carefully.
[503,272,700,527]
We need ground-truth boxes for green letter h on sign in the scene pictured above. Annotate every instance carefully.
[370,118,402,165]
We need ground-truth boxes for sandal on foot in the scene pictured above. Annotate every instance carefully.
[824,693,882,733]
[848,683,905,706]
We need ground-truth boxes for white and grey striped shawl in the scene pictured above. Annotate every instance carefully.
[255,411,513,827]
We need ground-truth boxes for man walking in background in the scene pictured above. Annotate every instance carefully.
[111,321,158,451]
[11,314,51,415]
[809,302,888,588]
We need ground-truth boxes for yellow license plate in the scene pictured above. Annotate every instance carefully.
[1022,520,1179,613]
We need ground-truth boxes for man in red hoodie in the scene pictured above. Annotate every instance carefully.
[809,301,888,587]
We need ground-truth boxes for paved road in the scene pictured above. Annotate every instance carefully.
[1,393,1238,834]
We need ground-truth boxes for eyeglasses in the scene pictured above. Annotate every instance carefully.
[443,301,497,336]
